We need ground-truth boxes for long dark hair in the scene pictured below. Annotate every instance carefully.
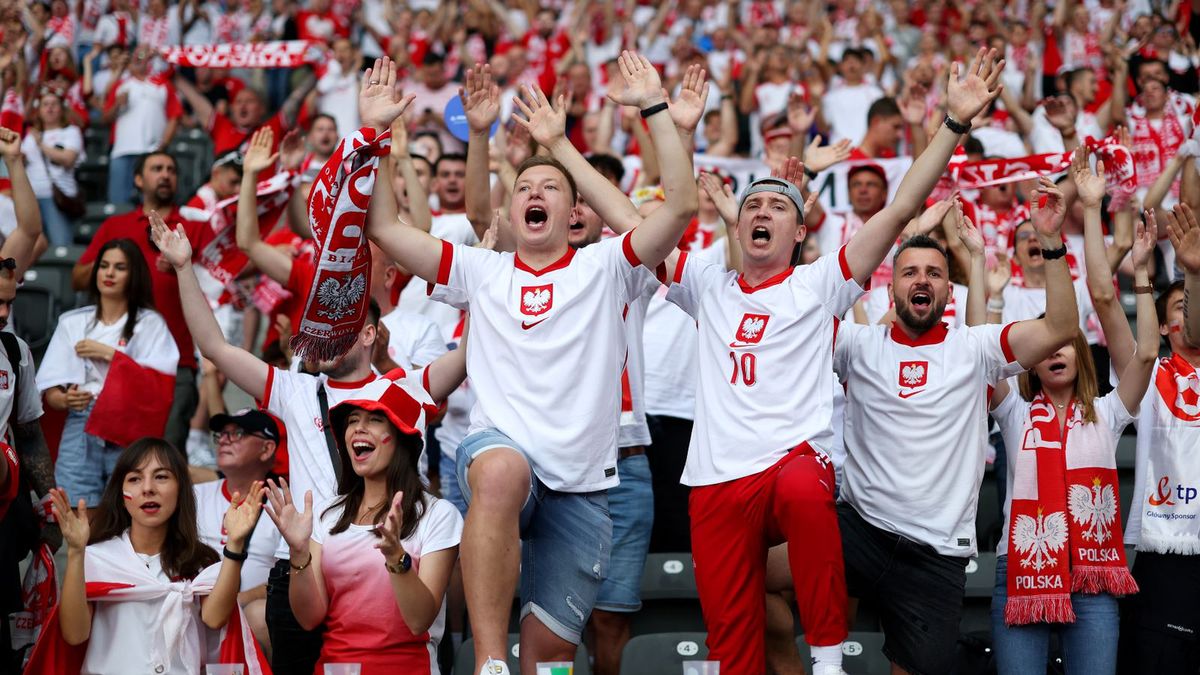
[90,438,218,580]
[323,408,426,540]
[88,238,155,343]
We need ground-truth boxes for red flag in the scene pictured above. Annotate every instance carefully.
[84,352,176,447]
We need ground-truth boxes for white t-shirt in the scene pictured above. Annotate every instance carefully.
[821,83,885,145]
[263,367,434,558]
[312,496,463,675]
[380,308,448,369]
[110,77,176,159]
[617,265,660,448]
[21,126,85,199]
[0,335,42,444]
[666,248,864,486]
[972,126,1028,159]
[397,212,478,342]
[428,233,646,492]
[194,480,282,590]
[993,388,1135,553]
[1001,278,1099,345]
[642,239,728,419]
[834,321,1024,556]
[316,61,361,137]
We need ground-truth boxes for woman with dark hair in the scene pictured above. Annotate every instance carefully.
[987,152,1160,674]
[44,438,263,673]
[21,88,86,245]
[37,238,179,509]
[264,378,462,674]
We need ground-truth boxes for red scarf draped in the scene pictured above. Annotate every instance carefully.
[1129,110,1187,191]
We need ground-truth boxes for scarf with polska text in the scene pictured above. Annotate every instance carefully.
[1005,393,1138,626]
[160,40,326,69]
[291,127,390,362]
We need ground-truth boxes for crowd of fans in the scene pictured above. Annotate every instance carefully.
[0,0,1198,674]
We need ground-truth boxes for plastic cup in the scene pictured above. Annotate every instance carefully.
[536,662,573,675]
[682,661,720,675]
[205,667,245,675]
[323,665,362,675]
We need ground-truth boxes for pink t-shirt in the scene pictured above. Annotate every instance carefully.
[312,496,463,674]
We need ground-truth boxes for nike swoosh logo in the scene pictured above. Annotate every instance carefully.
[728,341,757,348]
[522,318,548,330]
[898,389,923,399]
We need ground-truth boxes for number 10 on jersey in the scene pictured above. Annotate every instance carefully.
[729,351,757,386]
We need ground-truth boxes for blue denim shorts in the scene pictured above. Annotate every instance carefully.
[55,408,121,507]
[595,453,653,612]
[438,450,468,516]
[456,428,612,644]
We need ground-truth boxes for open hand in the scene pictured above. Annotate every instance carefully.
[606,50,665,109]
[698,172,738,229]
[1133,209,1157,271]
[947,47,1005,125]
[512,84,567,149]
[49,487,89,552]
[1029,177,1067,239]
[988,252,1012,297]
[374,491,407,564]
[802,134,852,173]
[463,64,500,134]
[1166,204,1200,275]
[786,92,817,133]
[954,200,985,256]
[898,84,929,126]
[668,64,709,133]
[278,128,306,171]
[223,481,264,548]
[1044,96,1076,132]
[148,210,193,269]
[262,478,313,555]
[1069,146,1106,208]
[359,56,416,132]
[916,196,957,238]
[244,127,279,175]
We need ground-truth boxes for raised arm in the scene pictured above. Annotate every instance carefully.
[375,489,457,633]
[1095,57,1128,131]
[200,483,263,629]
[844,48,1005,287]
[280,70,318,127]
[151,212,270,401]
[1116,214,1161,414]
[463,65,502,239]
[50,489,92,645]
[237,128,294,285]
[954,203,988,327]
[0,128,45,276]
[391,116,431,232]
[999,179,1080,367]
[173,74,215,129]
[1167,203,1200,348]
[263,480,328,630]
[1075,146,1133,372]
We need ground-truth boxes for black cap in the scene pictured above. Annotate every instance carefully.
[210,409,279,441]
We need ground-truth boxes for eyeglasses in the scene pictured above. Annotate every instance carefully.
[1014,231,1037,242]
[212,429,269,445]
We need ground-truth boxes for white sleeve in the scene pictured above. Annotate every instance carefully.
[1095,389,1136,437]
[407,319,449,368]
[410,498,463,556]
[428,240,502,310]
[832,321,863,382]
[264,367,312,418]
[990,384,1027,446]
[15,340,43,424]
[970,322,1024,383]
[796,246,866,317]
[126,311,180,376]
[665,249,728,318]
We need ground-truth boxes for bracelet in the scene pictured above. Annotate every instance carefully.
[289,552,313,572]
[1041,245,1068,260]
[721,94,733,101]
[987,299,1006,313]
[223,546,248,562]
[804,168,818,180]
[1133,284,1155,295]
[640,101,669,119]
[943,113,971,135]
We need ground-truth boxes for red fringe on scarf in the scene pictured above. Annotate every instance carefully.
[1005,594,1077,626]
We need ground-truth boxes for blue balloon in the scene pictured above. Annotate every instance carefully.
[444,94,499,142]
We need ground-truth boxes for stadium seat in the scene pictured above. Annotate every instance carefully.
[796,632,889,675]
[618,632,708,675]
[13,285,58,354]
[453,635,590,675]
[640,553,697,600]
[40,244,87,267]
[83,202,131,226]
[23,266,75,311]
[964,553,997,599]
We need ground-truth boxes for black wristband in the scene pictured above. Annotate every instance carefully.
[223,546,248,562]
[640,101,669,119]
[804,168,818,180]
[943,113,971,135]
[1041,245,1068,260]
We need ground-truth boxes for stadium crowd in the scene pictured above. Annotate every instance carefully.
[0,0,1198,673]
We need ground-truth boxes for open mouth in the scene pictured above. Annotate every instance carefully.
[751,225,771,242]
[525,206,548,226]
[140,501,161,515]
[351,440,376,462]
[1048,362,1067,374]
[910,291,932,310]
[1028,245,1042,259]
[569,221,585,231]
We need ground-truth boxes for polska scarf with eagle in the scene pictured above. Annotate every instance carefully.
[291,126,390,362]
[1004,393,1138,625]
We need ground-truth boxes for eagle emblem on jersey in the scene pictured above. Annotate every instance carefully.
[732,313,770,346]
[1068,477,1117,544]
[1012,508,1068,572]
[520,284,554,317]
[315,273,366,321]
[896,360,928,398]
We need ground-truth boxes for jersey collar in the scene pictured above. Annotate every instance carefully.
[889,320,949,347]
[515,247,576,276]
[737,266,794,293]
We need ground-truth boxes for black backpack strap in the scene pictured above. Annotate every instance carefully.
[0,332,22,426]
[315,383,342,485]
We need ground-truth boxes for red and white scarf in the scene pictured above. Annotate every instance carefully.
[1005,393,1138,626]
[9,544,56,657]
[1129,110,1187,191]
[1137,354,1200,553]
[138,14,172,51]
[292,127,391,361]
[160,40,327,69]
[22,534,269,674]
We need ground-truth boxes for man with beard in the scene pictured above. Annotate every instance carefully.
[828,187,1079,675]
[71,151,212,453]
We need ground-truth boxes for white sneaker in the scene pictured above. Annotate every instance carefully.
[479,657,510,675]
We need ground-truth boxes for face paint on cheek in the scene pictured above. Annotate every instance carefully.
[381,435,393,445]
[123,491,134,500]
[1170,321,1184,334]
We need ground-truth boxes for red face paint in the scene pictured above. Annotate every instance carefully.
[123,491,134,500]
[1170,322,1184,334]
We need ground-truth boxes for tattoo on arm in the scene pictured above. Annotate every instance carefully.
[14,420,55,497]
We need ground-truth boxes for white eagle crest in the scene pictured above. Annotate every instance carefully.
[1068,477,1117,544]
[523,288,551,314]
[1012,508,1069,572]
[315,273,366,321]
[901,363,926,385]
[741,316,765,339]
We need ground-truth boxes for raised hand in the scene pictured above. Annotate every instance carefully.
[477,211,501,250]
[1029,177,1067,238]
[1166,204,1200,275]
[244,127,279,175]
[262,478,313,554]
[506,122,534,167]
[988,252,1012,297]
[148,211,193,269]
[463,64,500,134]
[802,135,852,173]
[606,50,666,109]
[390,115,411,158]
[771,156,807,189]
[947,47,1005,125]
[278,128,306,171]
[1070,146,1106,208]
[359,56,416,132]
[512,84,567,149]
[1044,96,1076,132]
[222,481,264,548]
[698,172,738,228]
[786,92,817,133]
[668,64,710,132]
[0,127,19,159]
[955,200,985,256]
[898,84,929,126]
[1133,209,1157,271]
[374,491,407,564]
[916,196,957,237]
[49,487,89,552]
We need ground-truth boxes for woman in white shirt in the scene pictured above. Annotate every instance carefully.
[264,379,462,674]
[987,157,1159,675]
[37,239,179,508]
[21,90,85,246]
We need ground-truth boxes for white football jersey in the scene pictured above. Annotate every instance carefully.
[666,247,864,486]
[834,321,1024,556]
[398,212,479,341]
[429,233,646,492]
[618,267,661,448]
